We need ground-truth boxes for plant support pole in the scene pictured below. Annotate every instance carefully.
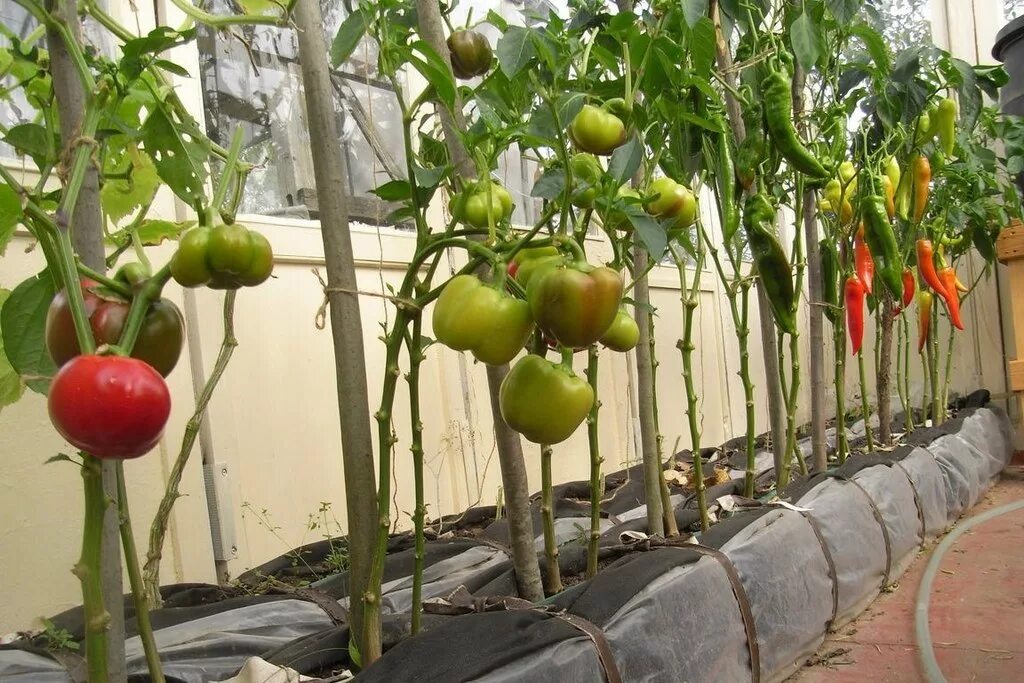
[294,0,380,661]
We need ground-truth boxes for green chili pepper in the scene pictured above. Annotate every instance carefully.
[736,104,765,191]
[715,123,741,243]
[819,238,839,324]
[744,194,797,334]
[761,61,830,179]
[859,185,904,299]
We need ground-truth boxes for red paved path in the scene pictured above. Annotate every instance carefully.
[791,466,1024,683]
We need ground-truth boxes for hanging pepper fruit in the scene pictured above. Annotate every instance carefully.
[645,177,697,226]
[447,30,493,80]
[911,154,931,223]
[954,274,969,293]
[884,156,901,191]
[432,274,535,365]
[714,124,741,243]
[527,262,623,347]
[449,180,514,228]
[846,276,866,355]
[917,291,933,353]
[881,175,896,220]
[914,111,933,147]
[938,267,965,331]
[761,60,830,179]
[569,153,604,209]
[819,239,840,324]
[499,354,595,444]
[171,224,274,289]
[735,110,765,191]
[916,239,949,299]
[859,189,904,298]
[901,270,915,310]
[510,246,562,287]
[937,97,957,156]
[599,309,640,352]
[569,103,627,156]
[744,194,797,334]
[854,227,874,294]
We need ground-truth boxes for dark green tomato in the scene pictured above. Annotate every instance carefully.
[45,280,185,377]
[499,354,594,444]
[569,104,626,156]
[599,309,639,352]
[447,30,493,80]
[569,153,603,209]
[432,274,534,365]
[528,263,623,347]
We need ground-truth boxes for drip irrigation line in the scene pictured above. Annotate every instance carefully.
[915,497,1024,683]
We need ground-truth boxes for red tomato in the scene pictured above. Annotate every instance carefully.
[48,355,171,459]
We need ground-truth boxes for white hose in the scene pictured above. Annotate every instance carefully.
[915,497,1024,683]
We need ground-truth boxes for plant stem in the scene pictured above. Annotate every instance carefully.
[902,315,913,431]
[168,0,288,27]
[116,264,172,352]
[75,456,110,683]
[540,443,563,594]
[632,242,664,536]
[585,347,602,578]
[877,292,895,444]
[407,315,426,634]
[674,245,709,531]
[942,321,955,409]
[834,317,849,463]
[858,350,874,452]
[144,291,237,605]
[930,299,942,425]
[76,262,133,297]
[648,308,678,537]
[115,464,164,683]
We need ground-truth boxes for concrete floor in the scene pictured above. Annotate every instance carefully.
[791,464,1024,683]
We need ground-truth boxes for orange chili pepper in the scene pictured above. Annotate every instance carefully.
[912,154,931,223]
[854,227,874,295]
[917,291,932,353]
[846,276,866,355]
[916,239,948,299]
[939,267,965,330]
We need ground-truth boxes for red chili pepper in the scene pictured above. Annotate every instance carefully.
[939,267,965,330]
[917,291,932,353]
[854,228,874,295]
[845,276,866,355]
[901,270,915,309]
[916,239,948,299]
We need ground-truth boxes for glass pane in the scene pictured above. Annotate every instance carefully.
[869,0,932,51]
[197,0,406,222]
[1006,0,1024,21]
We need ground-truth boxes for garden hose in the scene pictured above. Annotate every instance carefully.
[914,498,1024,683]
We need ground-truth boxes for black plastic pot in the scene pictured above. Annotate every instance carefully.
[994,16,1024,193]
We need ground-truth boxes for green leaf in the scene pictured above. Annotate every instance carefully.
[627,211,668,258]
[413,164,446,191]
[608,136,642,186]
[0,185,20,256]
[371,179,413,201]
[141,106,209,205]
[331,9,367,67]
[409,41,456,112]
[851,23,889,74]
[827,0,862,24]
[134,218,194,245]
[0,289,25,412]
[44,453,77,465]
[682,0,708,28]
[530,168,566,199]
[153,59,191,77]
[689,18,716,76]
[790,10,821,71]
[100,149,160,223]
[1,271,57,395]
[973,227,996,262]
[4,123,52,170]
[496,26,536,78]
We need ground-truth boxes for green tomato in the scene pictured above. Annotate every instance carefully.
[569,104,627,156]
[599,309,640,352]
[432,274,534,365]
[528,262,623,347]
[499,354,594,444]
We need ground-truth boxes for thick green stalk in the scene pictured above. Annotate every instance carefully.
[930,300,942,425]
[834,317,849,463]
[902,315,913,431]
[632,244,664,536]
[896,315,907,428]
[779,184,806,487]
[407,316,426,634]
[648,309,678,537]
[75,456,109,683]
[115,464,164,683]
[674,245,709,531]
[144,291,237,605]
[540,443,562,594]
[922,336,932,422]
[858,350,874,452]
[585,348,602,578]
[942,323,955,409]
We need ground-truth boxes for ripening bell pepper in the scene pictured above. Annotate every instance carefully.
[569,104,627,156]
[846,276,866,355]
[938,267,965,331]
[911,154,931,223]
[744,194,797,335]
[854,228,874,295]
[450,180,514,228]
[599,309,640,352]
[646,177,697,228]
[937,97,957,157]
[569,153,604,209]
[510,246,562,287]
[499,354,595,444]
[432,274,535,365]
[527,262,623,347]
[916,239,949,299]
[917,291,932,353]
[447,30,493,80]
